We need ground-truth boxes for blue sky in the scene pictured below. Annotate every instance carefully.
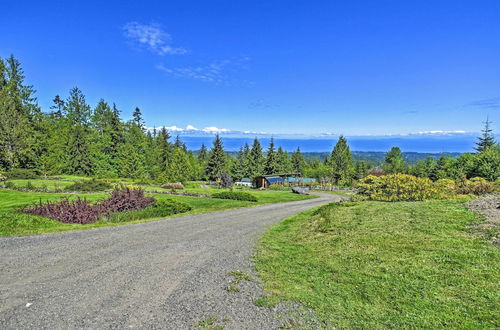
[1,0,499,137]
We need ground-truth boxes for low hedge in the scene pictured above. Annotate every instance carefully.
[64,179,113,192]
[107,199,192,222]
[212,191,258,202]
[5,168,39,179]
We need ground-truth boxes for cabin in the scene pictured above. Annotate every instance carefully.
[254,173,302,188]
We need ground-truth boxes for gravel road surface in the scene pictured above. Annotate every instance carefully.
[0,193,341,329]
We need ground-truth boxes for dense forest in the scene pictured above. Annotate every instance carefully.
[1,55,498,185]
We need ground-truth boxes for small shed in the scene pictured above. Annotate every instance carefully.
[254,173,301,188]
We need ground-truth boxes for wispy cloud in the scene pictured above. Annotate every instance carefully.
[156,60,230,82]
[467,97,500,110]
[156,56,250,83]
[123,22,187,55]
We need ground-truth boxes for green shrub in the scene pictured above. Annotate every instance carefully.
[64,179,113,192]
[356,174,449,201]
[456,177,497,195]
[5,168,39,179]
[106,199,192,222]
[212,191,258,202]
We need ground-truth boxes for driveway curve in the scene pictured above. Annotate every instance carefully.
[0,193,342,329]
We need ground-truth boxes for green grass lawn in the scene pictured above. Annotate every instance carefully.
[255,199,500,328]
[0,187,314,237]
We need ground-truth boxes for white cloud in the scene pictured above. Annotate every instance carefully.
[412,130,468,135]
[123,22,187,55]
[202,126,231,133]
[163,125,184,132]
[148,125,230,134]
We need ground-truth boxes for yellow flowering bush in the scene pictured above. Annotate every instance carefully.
[356,174,450,201]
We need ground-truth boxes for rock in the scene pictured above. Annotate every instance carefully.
[292,187,310,195]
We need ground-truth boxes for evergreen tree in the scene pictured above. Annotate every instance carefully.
[132,106,145,129]
[329,136,354,184]
[276,146,291,173]
[382,146,406,174]
[206,134,226,181]
[165,147,192,183]
[475,117,496,152]
[49,95,65,118]
[198,144,208,163]
[174,135,187,151]
[353,160,372,180]
[248,138,264,177]
[0,55,39,170]
[291,147,306,174]
[64,88,94,175]
[154,127,171,179]
[264,138,279,174]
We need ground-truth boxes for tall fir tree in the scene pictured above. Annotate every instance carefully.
[329,136,354,184]
[64,87,94,175]
[264,138,279,174]
[475,117,496,152]
[198,143,208,163]
[382,146,406,174]
[291,147,306,174]
[248,138,264,177]
[276,146,290,173]
[132,106,145,130]
[0,55,39,170]
[206,134,226,181]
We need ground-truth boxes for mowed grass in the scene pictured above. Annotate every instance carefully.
[0,187,314,236]
[255,199,500,328]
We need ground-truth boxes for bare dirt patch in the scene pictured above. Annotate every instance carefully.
[466,196,500,246]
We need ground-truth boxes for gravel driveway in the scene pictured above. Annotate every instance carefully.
[0,193,341,329]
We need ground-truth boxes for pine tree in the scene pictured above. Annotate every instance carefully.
[49,95,65,118]
[0,55,39,170]
[264,138,279,174]
[132,107,145,130]
[248,138,264,177]
[475,117,496,152]
[206,134,226,181]
[276,146,291,173]
[155,127,171,179]
[291,147,306,174]
[64,88,94,175]
[198,144,208,163]
[329,136,354,184]
[174,135,187,151]
[382,146,406,174]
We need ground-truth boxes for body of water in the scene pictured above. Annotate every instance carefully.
[179,135,486,153]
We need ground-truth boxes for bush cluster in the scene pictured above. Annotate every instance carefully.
[212,191,258,202]
[455,177,498,195]
[5,168,39,179]
[23,187,155,224]
[64,179,113,192]
[107,199,192,222]
[160,183,185,190]
[356,174,499,202]
[356,174,448,201]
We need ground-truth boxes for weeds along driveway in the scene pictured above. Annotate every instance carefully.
[0,193,342,329]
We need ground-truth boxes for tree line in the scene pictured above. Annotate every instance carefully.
[1,55,498,184]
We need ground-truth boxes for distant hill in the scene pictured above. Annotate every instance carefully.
[222,150,462,165]
[302,151,462,165]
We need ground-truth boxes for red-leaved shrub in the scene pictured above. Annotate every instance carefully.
[23,198,104,224]
[23,187,155,224]
[100,187,155,213]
